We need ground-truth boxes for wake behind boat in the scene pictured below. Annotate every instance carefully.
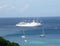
[16,20,42,27]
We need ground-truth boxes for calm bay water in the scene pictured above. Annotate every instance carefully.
[0,17,60,46]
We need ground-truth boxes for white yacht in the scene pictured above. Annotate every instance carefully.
[16,20,42,27]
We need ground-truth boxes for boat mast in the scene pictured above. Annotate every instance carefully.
[42,26,45,35]
[21,29,27,43]
[21,30,26,39]
[40,22,45,37]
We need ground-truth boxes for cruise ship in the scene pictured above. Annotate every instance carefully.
[16,20,42,27]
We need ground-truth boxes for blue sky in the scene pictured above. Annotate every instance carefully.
[0,0,60,17]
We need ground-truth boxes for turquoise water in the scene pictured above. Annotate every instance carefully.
[0,17,60,46]
[4,34,60,46]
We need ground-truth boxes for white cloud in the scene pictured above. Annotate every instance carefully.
[3,4,7,7]
[7,6,16,10]
[11,6,15,9]
[28,0,32,2]
[0,0,31,12]
[0,4,8,10]
[0,4,15,10]
[0,6,2,9]
[20,4,29,13]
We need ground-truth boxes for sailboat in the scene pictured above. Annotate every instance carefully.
[21,30,26,39]
[21,30,28,43]
[40,24,45,37]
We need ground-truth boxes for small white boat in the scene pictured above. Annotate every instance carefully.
[21,35,26,39]
[16,20,42,27]
[24,40,27,43]
[40,34,45,37]
[40,26,45,37]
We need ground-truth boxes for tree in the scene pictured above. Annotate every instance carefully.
[0,37,20,46]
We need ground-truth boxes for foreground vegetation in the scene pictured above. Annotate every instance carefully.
[0,37,20,46]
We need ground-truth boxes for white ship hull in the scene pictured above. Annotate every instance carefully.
[16,24,41,27]
[16,20,42,27]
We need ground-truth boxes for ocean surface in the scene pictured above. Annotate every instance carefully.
[0,17,60,46]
